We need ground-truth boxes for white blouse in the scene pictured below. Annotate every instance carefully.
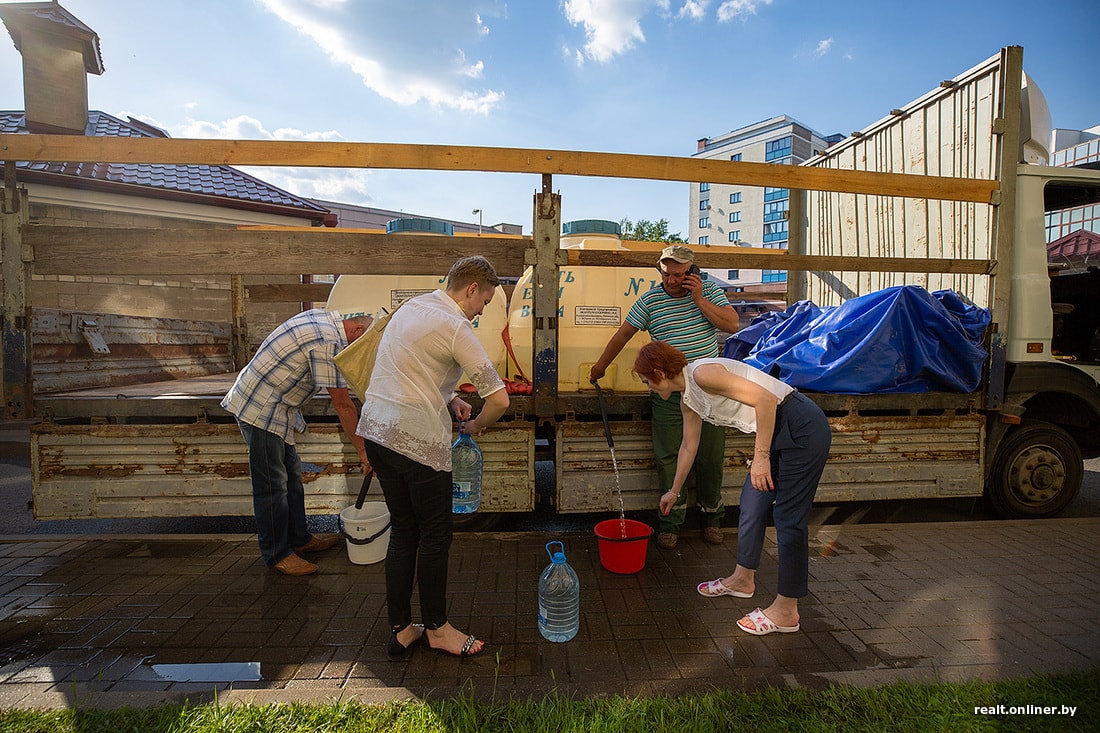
[681,358,794,434]
[356,289,505,471]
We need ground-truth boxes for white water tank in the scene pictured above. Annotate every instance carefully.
[325,219,508,379]
[506,219,659,393]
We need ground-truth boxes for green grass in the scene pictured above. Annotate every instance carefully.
[1,667,1096,732]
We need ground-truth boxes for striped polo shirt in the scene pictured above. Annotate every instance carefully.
[625,280,731,360]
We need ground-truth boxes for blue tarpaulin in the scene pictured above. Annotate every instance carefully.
[723,286,990,393]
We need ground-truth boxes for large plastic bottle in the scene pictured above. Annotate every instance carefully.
[451,428,483,514]
[538,541,580,642]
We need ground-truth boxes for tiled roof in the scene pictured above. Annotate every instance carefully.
[1048,229,1100,259]
[0,1,104,74]
[0,110,331,222]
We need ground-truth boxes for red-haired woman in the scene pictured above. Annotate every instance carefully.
[632,340,831,636]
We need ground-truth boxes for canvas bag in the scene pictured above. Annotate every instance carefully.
[334,302,404,401]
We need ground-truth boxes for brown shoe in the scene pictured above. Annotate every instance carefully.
[295,533,341,554]
[702,526,724,545]
[273,553,317,576]
[657,532,678,550]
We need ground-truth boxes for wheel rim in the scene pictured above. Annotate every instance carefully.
[1006,443,1067,507]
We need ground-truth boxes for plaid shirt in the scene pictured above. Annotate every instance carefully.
[221,309,348,443]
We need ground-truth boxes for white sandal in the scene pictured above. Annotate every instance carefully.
[696,578,752,598]
[737,607,800,635]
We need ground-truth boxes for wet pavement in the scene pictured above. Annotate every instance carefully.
[1,516,1098,710]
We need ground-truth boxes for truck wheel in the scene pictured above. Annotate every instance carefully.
[988,421,1082,518]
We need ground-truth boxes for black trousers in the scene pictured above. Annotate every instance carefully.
[365,439,453,631]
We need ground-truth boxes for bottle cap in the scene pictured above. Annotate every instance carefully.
[551,551,566,563]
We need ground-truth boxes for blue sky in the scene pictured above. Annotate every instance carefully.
[1,0,1098,235]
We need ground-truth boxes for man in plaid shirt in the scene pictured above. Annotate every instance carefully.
[222,308,372,576]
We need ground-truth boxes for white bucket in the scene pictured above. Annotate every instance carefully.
[339,502,391,565]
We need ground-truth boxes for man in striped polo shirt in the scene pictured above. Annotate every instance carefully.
[590,245,740,549]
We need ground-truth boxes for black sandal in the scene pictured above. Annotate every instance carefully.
[424,633,483,658]
[386,624,423,662]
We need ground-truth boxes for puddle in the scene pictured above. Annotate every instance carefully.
[140,661,262,682]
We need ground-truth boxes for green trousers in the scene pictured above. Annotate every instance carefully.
[651,391,726,533]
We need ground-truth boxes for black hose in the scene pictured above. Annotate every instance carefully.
[354,471,374,510]
[591,379,614,449]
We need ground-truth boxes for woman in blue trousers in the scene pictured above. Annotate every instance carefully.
[633,340,831,636]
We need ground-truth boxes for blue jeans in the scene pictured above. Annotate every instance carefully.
[736,392,831,598]
[238,422,312,567]
[364,439,453,632]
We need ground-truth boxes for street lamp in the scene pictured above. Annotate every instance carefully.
[471,208,483,235]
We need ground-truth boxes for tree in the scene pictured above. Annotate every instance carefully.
[619,218,685,243]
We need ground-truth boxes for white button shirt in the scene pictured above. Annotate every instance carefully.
[356,289,505,471]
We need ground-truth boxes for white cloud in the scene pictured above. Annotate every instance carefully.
[814,38,833,56]
[257,0,505,114]
[176,115,343,142]
[562,0,670,63]
[678,1,710,20]
[716,0,772,23]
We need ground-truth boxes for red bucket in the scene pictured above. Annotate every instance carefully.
[594,519,653,574]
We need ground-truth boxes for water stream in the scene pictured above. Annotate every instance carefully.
[609,445,626,537]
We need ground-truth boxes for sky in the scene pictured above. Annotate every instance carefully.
[1,0,1098,236]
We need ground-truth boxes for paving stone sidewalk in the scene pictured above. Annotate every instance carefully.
[1,518,1098,710]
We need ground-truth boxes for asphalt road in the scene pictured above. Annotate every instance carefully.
[2,422,1097,536]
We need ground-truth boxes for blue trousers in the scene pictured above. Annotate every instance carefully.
[239,422,311,567]
[736,392,830,598]
[365,439,453,632]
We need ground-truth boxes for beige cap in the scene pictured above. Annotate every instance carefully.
[658,244,694,264]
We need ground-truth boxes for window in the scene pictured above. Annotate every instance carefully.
[698,235,709,245]
[726,270,740,280]
[761,270,787,284]
[699,217,709,228]
[763,221,788,243]
[728,230,740,243]
[699,182,710,192]
[763,200,788,223]
[1045,202,1100,242]
[1053,139,1100,168]
[728,211,741,223]
[729,192,741,204]
[765,136,792,162]
[699,199,710,211]
[730,153,742,162]
[764,186,788,202]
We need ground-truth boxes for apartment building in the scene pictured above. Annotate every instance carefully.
[689,116,840,306]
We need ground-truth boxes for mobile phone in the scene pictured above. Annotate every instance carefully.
[688,264,701,277]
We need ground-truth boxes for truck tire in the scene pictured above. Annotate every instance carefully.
[988,421,1082,518]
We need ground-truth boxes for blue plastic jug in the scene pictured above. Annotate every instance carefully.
[538,541,580,642]
[451,428,482,514]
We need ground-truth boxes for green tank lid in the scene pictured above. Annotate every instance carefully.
[562,219,621,236]
[386,218,454,236]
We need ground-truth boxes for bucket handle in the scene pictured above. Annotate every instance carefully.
[339,515,392,546]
